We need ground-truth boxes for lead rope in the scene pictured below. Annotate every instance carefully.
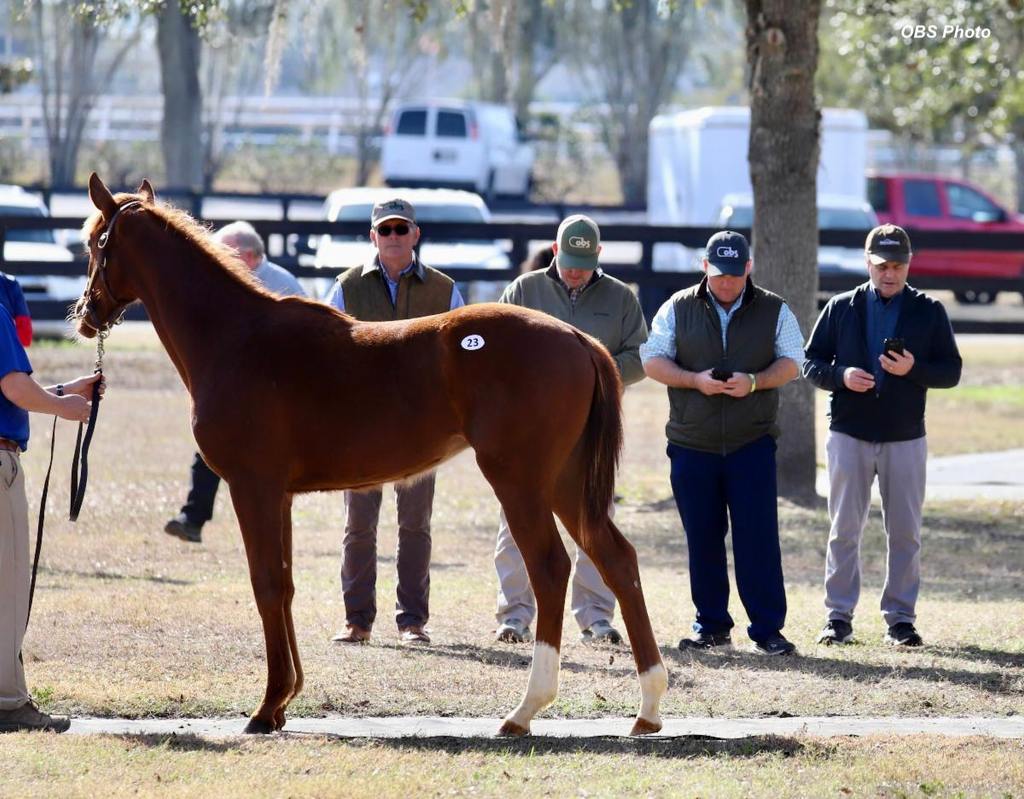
[25,329,106,632]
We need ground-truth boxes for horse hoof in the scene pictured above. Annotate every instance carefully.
[497,719,530,737]
[243,717,276,735]
[630,717,662,736]
[273,710,287,731]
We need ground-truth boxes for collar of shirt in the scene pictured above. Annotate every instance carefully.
[545,263,603,305]
[705,283,748,348]
[364,254,422,305]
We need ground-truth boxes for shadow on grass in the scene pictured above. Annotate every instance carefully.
[40,566,192,586]
[113,731,804,759]
[665,647,1023,696]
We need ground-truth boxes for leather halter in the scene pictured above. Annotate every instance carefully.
[79,200,144,333]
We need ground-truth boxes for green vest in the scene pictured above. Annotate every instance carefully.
[338,259,454,321]
[667,278,783,454]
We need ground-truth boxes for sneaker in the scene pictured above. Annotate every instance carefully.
[678,631,733,651]
[330,624,371,644]
[399,625,431,645]
[752,633,797,656]
[164,514,202,543]
[885,622,923,647]
[495,618,532,643]
[0,701,71,733]
[580,619,622,645]
[816,619,854,646]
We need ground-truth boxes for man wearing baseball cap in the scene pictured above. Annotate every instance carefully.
[492,214,648,646]
[805,224,961,647]
[640,230,804,656]
[326,197,465,647]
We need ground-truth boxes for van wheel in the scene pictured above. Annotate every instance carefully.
[954,289,997,305]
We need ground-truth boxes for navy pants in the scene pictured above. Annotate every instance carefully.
[668,435,787,642]
[180,452,220,527]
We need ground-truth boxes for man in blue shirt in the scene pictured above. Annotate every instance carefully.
[0,307,102,733]
[164,222,306,544]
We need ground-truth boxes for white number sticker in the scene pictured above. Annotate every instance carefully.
[460,334,485,351]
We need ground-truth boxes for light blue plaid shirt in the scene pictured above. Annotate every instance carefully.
[639,285,805,364]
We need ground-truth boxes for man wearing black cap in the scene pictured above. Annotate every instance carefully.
[641,230,804,656]
[325,197,465,647]
[804,224,961,648]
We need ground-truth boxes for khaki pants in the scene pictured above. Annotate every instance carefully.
[0,450,30,710]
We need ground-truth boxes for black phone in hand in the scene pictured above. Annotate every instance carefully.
[710,368,733,381]
[883,337,905,356]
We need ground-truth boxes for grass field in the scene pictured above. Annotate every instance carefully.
[1,328,1022,797]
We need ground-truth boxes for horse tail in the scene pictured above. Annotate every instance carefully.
[574,330,623,552]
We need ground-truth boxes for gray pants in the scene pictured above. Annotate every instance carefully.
[824,431,927,627]
[493,503,616,632]
[341,475,434,631]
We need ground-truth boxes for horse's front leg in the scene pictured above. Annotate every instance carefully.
[228,478,296,734]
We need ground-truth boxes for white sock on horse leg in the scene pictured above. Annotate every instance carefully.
[505,641,560,730]
[638,662,668,724]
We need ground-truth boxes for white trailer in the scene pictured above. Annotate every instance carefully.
[647,106,868,269]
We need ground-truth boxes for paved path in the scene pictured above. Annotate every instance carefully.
[817,448,1024,501]
[67,716,1024,739]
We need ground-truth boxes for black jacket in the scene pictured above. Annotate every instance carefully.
[803,283,962,442]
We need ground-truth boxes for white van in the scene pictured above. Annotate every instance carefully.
[380,101,534,199]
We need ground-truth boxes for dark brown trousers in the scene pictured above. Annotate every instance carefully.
[341,475,435,630]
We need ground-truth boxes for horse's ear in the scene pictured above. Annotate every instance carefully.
[88,173,117,218]
[138,179,155,203]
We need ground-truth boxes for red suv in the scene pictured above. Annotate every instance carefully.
[867,173,1024,303]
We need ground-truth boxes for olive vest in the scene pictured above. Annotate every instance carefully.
[667,278,783,454]
[337,258,454,321]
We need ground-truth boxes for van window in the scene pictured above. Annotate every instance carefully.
[396,109,427,136]
[436,110,468,138]
[904,180,941,217]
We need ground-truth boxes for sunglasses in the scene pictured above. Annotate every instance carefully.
[375,223,411,237]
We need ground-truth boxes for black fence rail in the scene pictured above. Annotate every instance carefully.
[3,215,1023,332]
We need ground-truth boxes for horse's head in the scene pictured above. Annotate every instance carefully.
[75,173,154,338]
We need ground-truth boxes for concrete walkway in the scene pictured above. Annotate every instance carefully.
[68,716,1024,739]
[816,448,1024,501]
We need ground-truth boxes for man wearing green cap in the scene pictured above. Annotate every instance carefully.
[492,214,648,645]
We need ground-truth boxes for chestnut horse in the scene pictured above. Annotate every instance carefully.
[76,173,667,736]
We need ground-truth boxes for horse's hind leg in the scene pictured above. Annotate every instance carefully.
[273,494,302,731]
[554,474,668,736]
[482,477,571,736]
[229,480,296,734]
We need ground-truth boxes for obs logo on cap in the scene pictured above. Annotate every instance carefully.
[568,236,592,249]
[717,246,739,259]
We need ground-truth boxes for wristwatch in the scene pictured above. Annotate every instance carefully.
[747,373,757,393]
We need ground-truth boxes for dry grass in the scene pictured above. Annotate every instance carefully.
[2,328,1022,795]
[0,735,1022,798]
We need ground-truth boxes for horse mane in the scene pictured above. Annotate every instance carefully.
[83,191,276,299]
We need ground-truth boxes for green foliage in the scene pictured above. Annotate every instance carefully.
[819,0,1024,147]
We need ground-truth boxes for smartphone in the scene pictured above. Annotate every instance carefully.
[883,337,905,356]
[710,368,733,381]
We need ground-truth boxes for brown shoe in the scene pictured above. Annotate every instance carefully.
[399,625,431,645]
[0,701,71,733]
[331,624,371,644]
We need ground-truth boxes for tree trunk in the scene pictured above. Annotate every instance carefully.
[746,0,821,502]
[158,1,203,190]
[1012,132,1024,213]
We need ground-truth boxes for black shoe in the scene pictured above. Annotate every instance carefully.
[885,622,923,647]
[0,701,70,733]
[752,633,797,656]
[164,514,202,543]
[816,619,854,646]
[678,631,732,651]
